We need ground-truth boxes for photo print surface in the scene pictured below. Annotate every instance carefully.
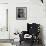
[16,7,27,20]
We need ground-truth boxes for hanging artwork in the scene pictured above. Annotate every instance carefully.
[16,7,27,20]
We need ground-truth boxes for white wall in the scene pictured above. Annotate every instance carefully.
[0,0,8,3]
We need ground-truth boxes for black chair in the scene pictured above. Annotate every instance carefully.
[19,23,40,46]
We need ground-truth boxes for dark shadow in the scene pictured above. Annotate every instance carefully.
[39,25,45,46]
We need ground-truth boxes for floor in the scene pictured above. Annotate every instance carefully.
[0,42,43,46]
[19,41,43,46]
[0,40,43,46]
[0,43,13,46]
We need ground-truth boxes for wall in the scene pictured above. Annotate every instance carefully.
[0,0,8,3]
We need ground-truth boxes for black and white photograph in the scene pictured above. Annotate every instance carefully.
[0,0,46,46]
[16,7,27,20]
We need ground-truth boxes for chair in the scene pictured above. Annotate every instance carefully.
[19,23,40,46]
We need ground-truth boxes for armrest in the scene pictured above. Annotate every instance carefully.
[19,31,27,41]
[22,31,28,35]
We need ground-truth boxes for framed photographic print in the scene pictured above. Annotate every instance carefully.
[16,7,27,20]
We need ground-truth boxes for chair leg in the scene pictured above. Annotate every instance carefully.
[20,41,21,45]
[30,40,34,46]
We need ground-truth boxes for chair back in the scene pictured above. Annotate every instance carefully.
[27,23,40,35]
